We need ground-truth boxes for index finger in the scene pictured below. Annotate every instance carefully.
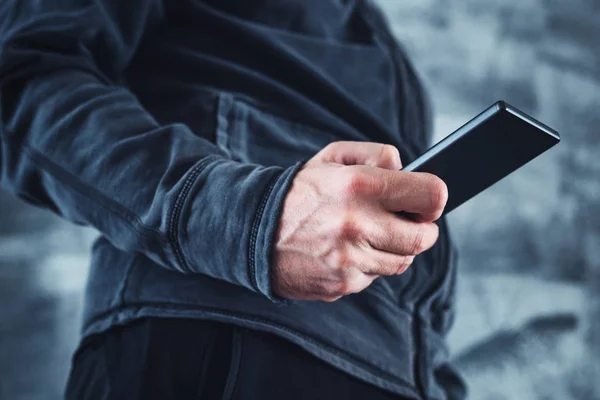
[368,169,448,222]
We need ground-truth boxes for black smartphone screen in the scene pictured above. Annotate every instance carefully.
[400,101,560,216]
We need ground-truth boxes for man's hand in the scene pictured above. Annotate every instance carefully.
[272,141,448,302]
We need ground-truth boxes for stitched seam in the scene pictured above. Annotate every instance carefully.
[19,143,169,249]
[194,325,221,397]
[222,328,244,400]
[248,170,282,293]
[167,155,217,273]
[82,302,418,392]
[192,8,400,150]
[115,255,137,308]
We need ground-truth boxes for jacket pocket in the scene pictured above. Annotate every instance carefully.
[215,92,340,167]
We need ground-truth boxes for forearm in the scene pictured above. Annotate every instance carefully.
[0,0,302,300]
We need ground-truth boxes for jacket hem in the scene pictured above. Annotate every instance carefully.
[80,304,429,400]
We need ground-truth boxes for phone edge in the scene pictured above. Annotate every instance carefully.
[400,102,502,172]
[401,101,561,173]
[498,101,561,141]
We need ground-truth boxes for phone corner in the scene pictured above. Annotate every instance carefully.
[495,100,509,111]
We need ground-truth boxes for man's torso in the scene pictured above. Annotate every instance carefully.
[82,1,461,399]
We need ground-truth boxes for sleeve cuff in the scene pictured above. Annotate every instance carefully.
[251,159,306,304]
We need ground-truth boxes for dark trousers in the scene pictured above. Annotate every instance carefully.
[65,318,408,400]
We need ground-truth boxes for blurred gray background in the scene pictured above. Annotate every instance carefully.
[1,1,599,399]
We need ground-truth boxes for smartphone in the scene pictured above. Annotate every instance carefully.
[399,101,560,217]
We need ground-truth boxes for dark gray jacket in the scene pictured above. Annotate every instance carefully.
[0,0,465,398]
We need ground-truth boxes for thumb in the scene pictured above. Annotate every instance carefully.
[317,141,402,170]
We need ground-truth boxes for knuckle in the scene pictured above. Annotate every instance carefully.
[339,279,354,296]
[409,225,426,254]
[395,255,415,274]
[382,144,400,163]
[323,271,365,297]
[328,278,352,297]
[337,214,361,239]
[340,276,363,296]
[318,141,343,161]
[324,142,336,151]
[343,170,366,196]
[329,248,353,272]
[324,141,341,152]
[342,170,377,197]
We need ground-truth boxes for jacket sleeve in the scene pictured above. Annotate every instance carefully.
[0,0,303,302]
